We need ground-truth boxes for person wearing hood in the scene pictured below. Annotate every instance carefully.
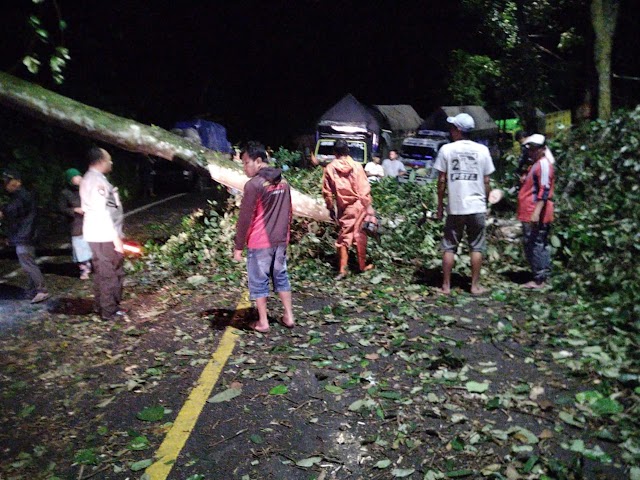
[59,168,92,280]
[234,141,294,333]
[322,139,375,279]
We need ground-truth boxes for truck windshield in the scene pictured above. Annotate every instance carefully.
[317,140,366,162]
[401,145,437,160]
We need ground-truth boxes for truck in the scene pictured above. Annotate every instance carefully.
[313,94,381,166]
[313,94,424,167]
[398,106,499,184]
[399,129,450,183]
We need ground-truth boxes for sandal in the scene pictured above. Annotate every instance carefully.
[250,322,270,333]
[278,317,295,329]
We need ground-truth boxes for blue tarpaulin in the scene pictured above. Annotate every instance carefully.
[173,119,232,153]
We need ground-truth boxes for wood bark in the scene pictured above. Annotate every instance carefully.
[0,71,330,221]
[591,0,620,120]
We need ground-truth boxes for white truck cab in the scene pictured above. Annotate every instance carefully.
[399,130,449,184]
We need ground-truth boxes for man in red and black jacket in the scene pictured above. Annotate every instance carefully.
[517,134,555,289]
[234,142,294,333]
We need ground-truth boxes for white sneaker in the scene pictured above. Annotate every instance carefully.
[31,292,50,303]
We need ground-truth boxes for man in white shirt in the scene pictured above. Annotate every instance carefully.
[364,156,384,183]
[434,113,495,295]
[381,150,406,178]
[80,147,126,321]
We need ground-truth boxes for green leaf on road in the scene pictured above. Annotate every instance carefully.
[391,467,415,477]
[559,411,585,428]
[446,469,475,477]
[325,384,344,395]
[491,290,506,301]
[378,390,402,400]
[523,455,539,473]
[269,385,288,395]
[249,434,264,444]
[136,405,165,422]
[374,459,391,469]
[128,435,150,451]
[295,456,322,467]
[465,381,489,393]
[74,448,98,465]
[450,436,465,451]
[130,458,153,471]
[207,388,242,403]
[562,439,612,463]
[18,405,35,418]
[592,397,623,416]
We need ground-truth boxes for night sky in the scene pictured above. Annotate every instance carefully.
[1,1,638,147]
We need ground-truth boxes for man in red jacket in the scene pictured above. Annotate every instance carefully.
[518,134,555,289]
[234,142,294,333]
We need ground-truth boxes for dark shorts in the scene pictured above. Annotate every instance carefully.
[441,213,487,253]
[247,245,291,300]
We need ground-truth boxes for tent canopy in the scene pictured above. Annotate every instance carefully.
[420,106,499,138]
[318,93,380,134]
[373,104,422,132]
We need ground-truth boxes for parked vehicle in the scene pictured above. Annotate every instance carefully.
[399,130,449,184]
[372,104,422,158]
[313,94,381,165]
[313,94,425,167]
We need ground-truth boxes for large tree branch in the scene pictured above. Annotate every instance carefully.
[0,71,330,221]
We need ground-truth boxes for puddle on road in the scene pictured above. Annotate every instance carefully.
[200,307,255,331]
[48,297,95,316]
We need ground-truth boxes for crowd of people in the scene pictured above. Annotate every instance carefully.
[1,119,555,329]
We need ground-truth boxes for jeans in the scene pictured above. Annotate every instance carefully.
[16,244,46,293]
[522,223,551,283]
[247,245,290,300]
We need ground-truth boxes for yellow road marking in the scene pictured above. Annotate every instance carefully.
[145,292,250,479]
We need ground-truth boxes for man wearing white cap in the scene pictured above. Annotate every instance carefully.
[518,134,555,289]
[434,113,495,295]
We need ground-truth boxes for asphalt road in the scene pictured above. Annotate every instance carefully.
[0,189,219,329]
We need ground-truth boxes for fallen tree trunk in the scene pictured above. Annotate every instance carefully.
[0,71,330,221]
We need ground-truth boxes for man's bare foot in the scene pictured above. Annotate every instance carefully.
[471,285,488,295]
[250,321,270,333]
[522,281,545,289]
[278,315,295,329]
[436,286,451,295]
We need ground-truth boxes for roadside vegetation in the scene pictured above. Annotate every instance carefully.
[124,109,639,478]
[1,109,638,479]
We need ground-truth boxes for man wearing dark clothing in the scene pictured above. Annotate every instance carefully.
[59,168,92,279]
[234,141,294,333]
[1,169,49,303]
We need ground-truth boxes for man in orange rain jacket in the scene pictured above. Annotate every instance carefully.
[322,140,375,279]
